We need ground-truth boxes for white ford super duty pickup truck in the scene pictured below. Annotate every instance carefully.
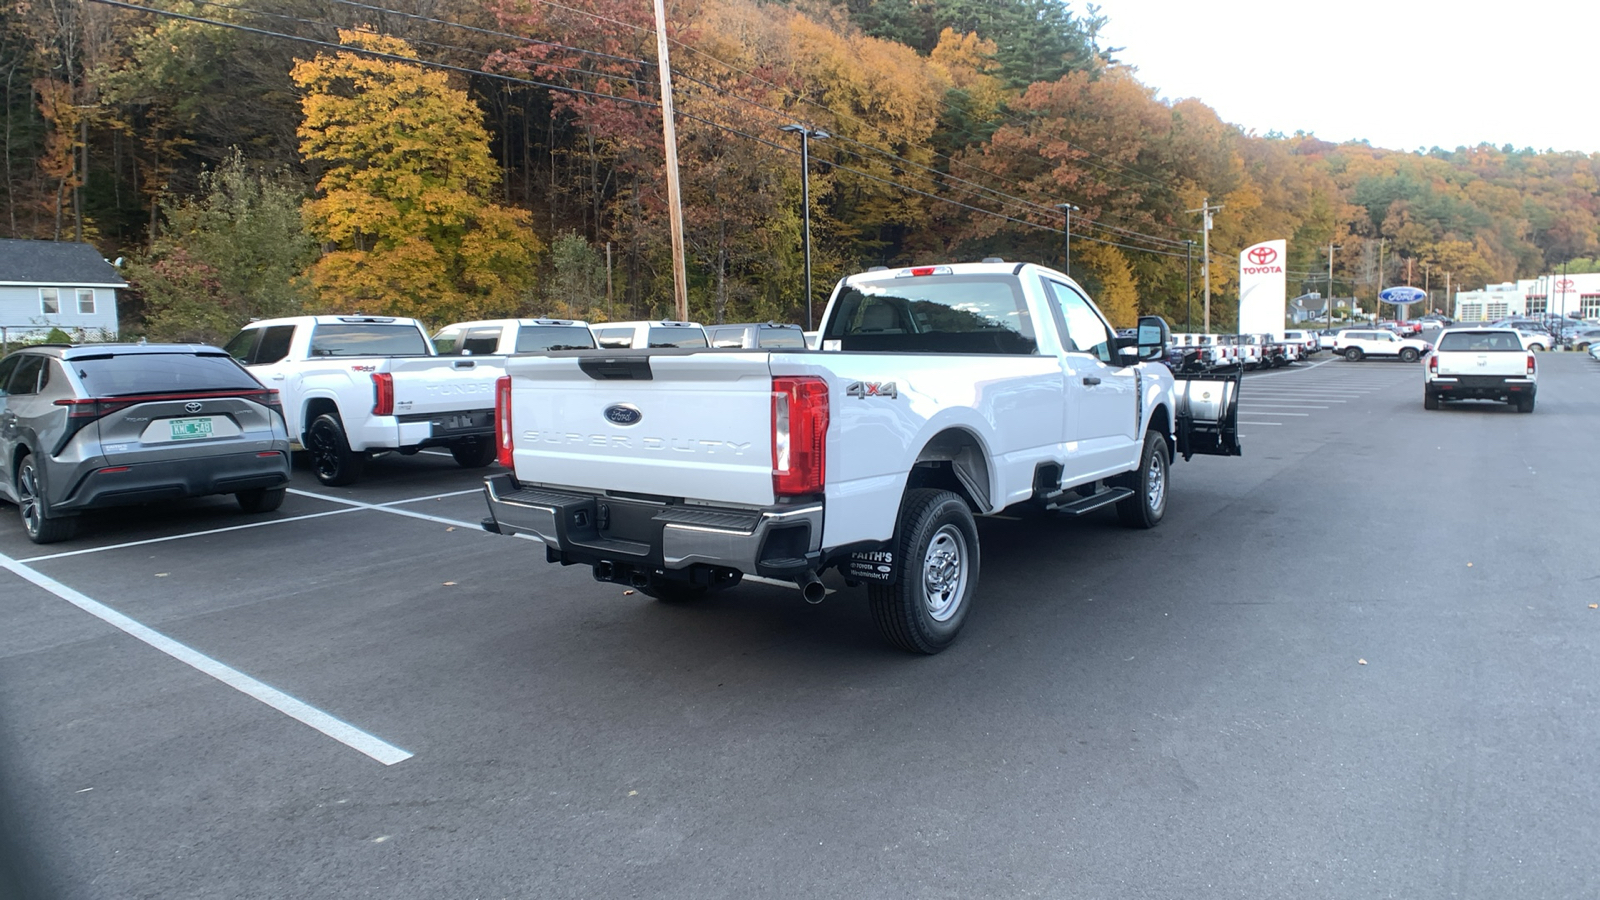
[481,261,1241,653]
[1423,327,1537,412]
[224,315,505,485]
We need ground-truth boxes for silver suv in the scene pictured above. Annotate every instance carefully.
[0,343,292,543]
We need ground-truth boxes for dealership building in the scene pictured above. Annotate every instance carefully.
[1454,272,1600,322]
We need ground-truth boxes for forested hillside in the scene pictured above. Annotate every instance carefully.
[3,0,1597,339]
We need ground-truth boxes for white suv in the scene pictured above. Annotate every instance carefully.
[1332,328,1431,362]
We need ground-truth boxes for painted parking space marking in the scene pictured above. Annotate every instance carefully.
[0,550,413,766]
[18,507,364,563]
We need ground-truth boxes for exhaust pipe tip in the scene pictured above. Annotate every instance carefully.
[797,572,826,605]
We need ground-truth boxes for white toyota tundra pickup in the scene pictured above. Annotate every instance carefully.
[481,261,1241,653]
[225,315,505,484]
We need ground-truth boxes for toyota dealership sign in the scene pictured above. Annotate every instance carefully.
[1238,239,1287,337]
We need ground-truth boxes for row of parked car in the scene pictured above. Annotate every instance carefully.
[0,315,811,544]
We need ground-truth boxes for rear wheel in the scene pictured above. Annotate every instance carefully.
[450,437,497,468]
[1399,347,1420,363]
[15,454,77,544]
[1517,394,1536,413]
[236,487,286,513]
[1528,344,1545,353]
[1345,348,1363,361]
[1114,430,1169,529]
[306,413,365,486]
[1424,391,1440,410]
[868,489,979,655]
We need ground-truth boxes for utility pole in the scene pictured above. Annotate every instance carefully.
[1375,237,1386,322]
[780,124,829,330]
[1327,242,1341,327]
[605,241,613,320]
[1185,240,1194,333]
[1188,198,1222,332]
[1444,271,1452,318]
[651,0,689,320]
[1056,203,1080,278]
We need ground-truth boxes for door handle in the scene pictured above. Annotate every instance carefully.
[1082,376,1101,386]
[269,374,285,381]
[454,360,475,368]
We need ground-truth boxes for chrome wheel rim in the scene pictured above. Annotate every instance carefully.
[922,525,968,622]
[1147,448,1167,513]
[17,461,41,536]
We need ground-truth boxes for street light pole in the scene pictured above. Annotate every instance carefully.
[781,124,829,330]
[1056,203,1079,278]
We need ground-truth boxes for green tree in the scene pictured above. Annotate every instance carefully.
[291,28,541,322]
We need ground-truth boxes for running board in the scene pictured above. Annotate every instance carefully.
[1045,486,1133,516]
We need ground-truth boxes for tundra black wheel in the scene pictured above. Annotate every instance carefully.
[868,489,979,655]
[1517,394,1536,413]
[1399,347,1420,363]
[306,413,365,486]
[1424,391,1440,410]
[1344,348,1363,361]
[450,437,497,468]
[15,454,77,544]
[1115,430,1169,529]
[236,487,286,513]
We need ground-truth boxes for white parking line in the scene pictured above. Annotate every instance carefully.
[19,507,364,563]
[288,488,484,529]
[1236,421,1284,426]
[1237,403,1329,408]
[0,550,413,766]
[1236,410,1308,416]
[381,488,485,505]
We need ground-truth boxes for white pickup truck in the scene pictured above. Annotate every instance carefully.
[224,315,504,485]
[1424,327,1537,412]
[481,261,1241,653]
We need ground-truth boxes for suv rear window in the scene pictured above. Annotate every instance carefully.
[71,352,261,396]
[759,328,806,348]
[309,324,429,356]
[825,275,1037,354]
[1438,332,1520,351]
[517,325,595,352]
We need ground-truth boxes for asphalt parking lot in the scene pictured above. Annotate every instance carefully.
[3,354,1598,899]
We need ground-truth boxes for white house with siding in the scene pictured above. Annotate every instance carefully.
[0,239,125,344]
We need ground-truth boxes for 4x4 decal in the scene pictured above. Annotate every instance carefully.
[845,381,898,399]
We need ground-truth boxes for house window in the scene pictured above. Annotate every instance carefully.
[77,288,95,314]
[40,287,59,315]
[1525,296,1547,315]
[1582,295,1600,319]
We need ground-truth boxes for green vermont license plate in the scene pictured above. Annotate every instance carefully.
[168,417,215,440]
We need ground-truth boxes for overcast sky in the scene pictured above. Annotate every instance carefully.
[1096,0,1594,154]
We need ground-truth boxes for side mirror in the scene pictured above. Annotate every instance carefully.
[1135,315,1171,362]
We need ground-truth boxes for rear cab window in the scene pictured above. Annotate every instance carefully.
[758,328,806,349]
[516,325,596,352]
[1438,332,1520,352]
[647,327,707,349]
[309,324,430,357]
[594,327,634,349]
[824,273,1038,354]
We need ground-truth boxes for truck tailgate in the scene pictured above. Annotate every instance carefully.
[1434,350,1526,377]
[505,352,776,506]
[387,356,502,416]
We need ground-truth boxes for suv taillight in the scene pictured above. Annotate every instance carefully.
[371,373,394,416]
[772,376,829,496]
[495,375,514,469]
[1527,354,1536,375]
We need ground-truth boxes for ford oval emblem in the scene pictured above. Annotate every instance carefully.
[603,403,643,426]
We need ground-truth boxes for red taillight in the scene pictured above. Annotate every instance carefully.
[1527,354,1536,375]
[495,375,514,469]
[98,466,131,474]
[1428,353,1438,374]
[910,266,937,276]
[54,397,136,418]
[772,376,828,496]
[372,373,394,416]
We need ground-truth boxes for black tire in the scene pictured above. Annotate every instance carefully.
[1399,348,1420,363]
[1344,347,1363,361]
[1114,430,1169,529]
[306,413,365,486]
[638,577,708,604]
[1424,391,1440,410]
[868,489,979,655]
[236,487,286,513]
[1517,394,1536,413]
[1528,344,1545,353]
[15,454,77,544]
[450,437,497,468]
